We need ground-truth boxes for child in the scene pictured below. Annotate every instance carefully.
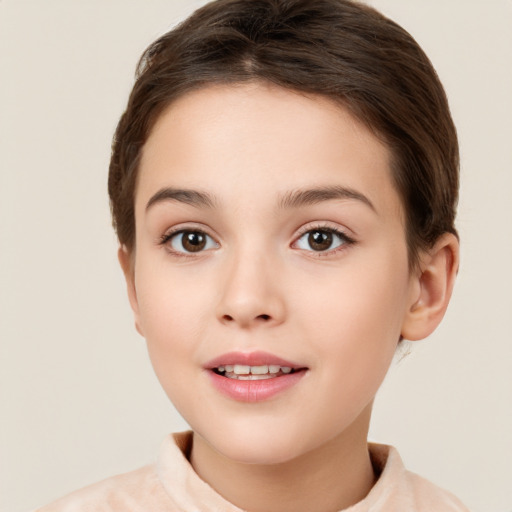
[36,0,469,510]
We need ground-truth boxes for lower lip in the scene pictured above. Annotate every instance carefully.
[207,370,306,402]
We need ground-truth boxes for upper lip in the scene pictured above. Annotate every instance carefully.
[204,350,304,369]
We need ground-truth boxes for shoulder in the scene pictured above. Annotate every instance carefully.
[366,443,471,512]
[30,432,204,512]
[32,464,175,512]
[404,470,471,511]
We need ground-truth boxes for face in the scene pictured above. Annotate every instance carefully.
[125,83,420,465]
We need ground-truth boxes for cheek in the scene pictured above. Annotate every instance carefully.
[136,259,212,330]
[134,264,213,381]
[294,251,411,378]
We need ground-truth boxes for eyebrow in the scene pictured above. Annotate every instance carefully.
[145,185,376,213]
[278,185,376,212]
[146,187,216,211]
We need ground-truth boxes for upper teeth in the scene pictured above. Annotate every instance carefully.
[218,364,292,375]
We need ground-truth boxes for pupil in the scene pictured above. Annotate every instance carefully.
[308,230,332,251]
[183,232,206,252]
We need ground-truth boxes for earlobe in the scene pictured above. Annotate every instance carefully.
[118,246,144,337]
[401,233,459,341]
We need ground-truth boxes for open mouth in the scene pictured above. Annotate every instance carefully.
[212,364,303,380]
[206,354,308,401]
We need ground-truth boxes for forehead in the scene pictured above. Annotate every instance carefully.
[137,83,401,218]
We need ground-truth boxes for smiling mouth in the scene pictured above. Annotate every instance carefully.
[206,354,308,401]
[212,364,302,380]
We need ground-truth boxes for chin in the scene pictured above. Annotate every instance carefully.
[219,437,301,465]
[194,417,319,466]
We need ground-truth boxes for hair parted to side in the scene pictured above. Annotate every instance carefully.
[108,0,459,267]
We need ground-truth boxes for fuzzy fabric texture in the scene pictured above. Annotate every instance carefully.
[33,431,470,512]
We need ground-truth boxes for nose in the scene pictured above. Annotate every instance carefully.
[215,250,286,329]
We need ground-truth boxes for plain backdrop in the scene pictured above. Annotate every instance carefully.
[1,1,511,511]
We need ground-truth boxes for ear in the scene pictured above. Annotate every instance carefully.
[401,233,459,341]
[118,246,144,337]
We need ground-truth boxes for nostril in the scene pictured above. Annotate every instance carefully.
[219,313,273,324]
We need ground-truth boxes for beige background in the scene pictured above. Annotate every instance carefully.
[1,1,511,511]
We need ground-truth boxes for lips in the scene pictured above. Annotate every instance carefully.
[204,351,307,402]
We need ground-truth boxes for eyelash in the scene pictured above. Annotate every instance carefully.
[159,226,218,258]
[158,224,356,258]
[293,224,356,256]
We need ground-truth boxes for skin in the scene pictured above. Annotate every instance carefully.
[119,83,459,512]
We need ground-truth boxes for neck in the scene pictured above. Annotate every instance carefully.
[190,405,376,512]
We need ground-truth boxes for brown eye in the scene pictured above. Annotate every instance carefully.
[308,230,333,251]
[182,231,206,252]
[295,228,350,252]
[169,230,216,253]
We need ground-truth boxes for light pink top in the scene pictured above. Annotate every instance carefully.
[34,431,470,511]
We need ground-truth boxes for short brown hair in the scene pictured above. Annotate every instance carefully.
[108,0,458,266]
